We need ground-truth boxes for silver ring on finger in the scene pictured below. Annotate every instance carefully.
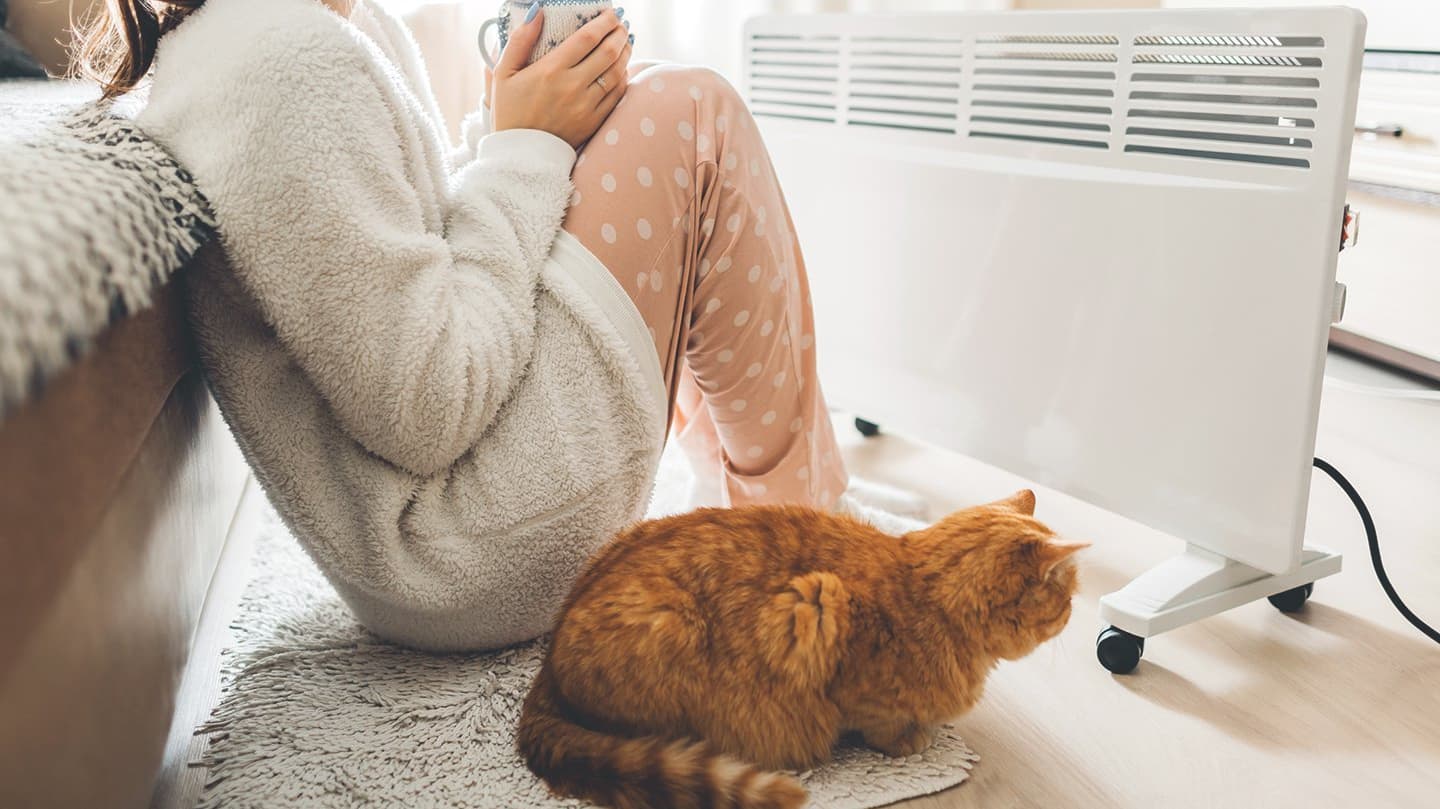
[594,75,608,91]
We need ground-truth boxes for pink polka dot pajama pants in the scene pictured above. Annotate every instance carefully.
[562,63,848,509]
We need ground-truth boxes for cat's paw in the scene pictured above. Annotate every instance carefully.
[762,572,849,684]
[789,570,840,633]
[787,572,847,651]
[864,722,938,758]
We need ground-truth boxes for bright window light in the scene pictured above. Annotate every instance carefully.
[370,0,432,13]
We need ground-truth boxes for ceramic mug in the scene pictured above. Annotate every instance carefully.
[478,0,618,70]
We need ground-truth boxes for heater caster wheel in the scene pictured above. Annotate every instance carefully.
[1267,582,1314,613]
[1096,626,1144,674]
[855,418,881,438]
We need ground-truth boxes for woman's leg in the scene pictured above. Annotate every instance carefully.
[563,63,847,508]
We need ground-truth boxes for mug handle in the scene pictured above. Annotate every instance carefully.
[477,17,501,70]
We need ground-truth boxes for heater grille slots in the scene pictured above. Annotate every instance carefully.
[1133,34,1323,48]
[970,132,1110,149]
[976,51,1118,63]
[975,68,1118,80]
[1126,127,1313,148]
[976,34,1120,45]
[745,24,1331,169]
[1123,32,1325,169]
[1130,73,1319,88]
[1128,109,1315,128]
[846,34,965,134]
[745,32,966,131]
[966,32,1120,149]
[747,34,842,123]
[1134,54,1322,67]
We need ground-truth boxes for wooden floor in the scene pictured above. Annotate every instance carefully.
[154,352,1440,808]
[865,353,1440,809]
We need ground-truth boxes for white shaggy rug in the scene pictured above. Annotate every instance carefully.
[194,450,978,808]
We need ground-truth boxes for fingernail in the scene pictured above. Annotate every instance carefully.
[628,33,635,45]
[616,7,625,19]
[623,19,631,31]
[525,1,540,23]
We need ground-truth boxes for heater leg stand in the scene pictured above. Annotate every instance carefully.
[1096,544,1342,674]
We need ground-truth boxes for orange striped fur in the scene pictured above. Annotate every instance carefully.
[517,490,1085,808]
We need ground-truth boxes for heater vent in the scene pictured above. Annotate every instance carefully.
[976,51,1118,63]
[1133,34,1324,48]
[846,34,964,134]
[976,34,1119,45]
[1123,33,1324,169]
[744,22,1336,170]
[967,32,1120,150]
[747,34,842,123]
[1134,53,1322,68]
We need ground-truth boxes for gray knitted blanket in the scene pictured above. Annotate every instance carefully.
[0,80,215,418]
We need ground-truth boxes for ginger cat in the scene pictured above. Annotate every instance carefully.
[518,490,1086,809]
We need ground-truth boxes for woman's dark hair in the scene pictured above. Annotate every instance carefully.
[74,0,206,98]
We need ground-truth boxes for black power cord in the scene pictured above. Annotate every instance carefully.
[1313,457,1440,645]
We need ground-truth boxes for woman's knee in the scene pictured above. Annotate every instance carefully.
[675,64,740,98]
[626,63,746,115]
[626,59,665,80]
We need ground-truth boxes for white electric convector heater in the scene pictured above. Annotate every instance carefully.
[743,6,1366,667]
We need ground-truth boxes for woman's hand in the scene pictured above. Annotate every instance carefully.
[490,8,632,149]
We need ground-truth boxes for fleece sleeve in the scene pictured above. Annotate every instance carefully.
[194,47,575,477]
[450,107,495,168]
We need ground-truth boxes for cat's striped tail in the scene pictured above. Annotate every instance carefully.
[517,664,807,809]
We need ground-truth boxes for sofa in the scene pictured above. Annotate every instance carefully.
[0,273,259,809]
[0,11,260,807]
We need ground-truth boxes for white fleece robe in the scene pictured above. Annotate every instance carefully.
[136,0,668,651]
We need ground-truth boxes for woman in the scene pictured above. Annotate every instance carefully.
[80,0,914,651]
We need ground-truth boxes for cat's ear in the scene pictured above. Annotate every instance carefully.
[990,489,1036,516]
[1037,539,1090,578]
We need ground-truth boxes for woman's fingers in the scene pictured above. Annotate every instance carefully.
[591,44,631,109]
[490,7,633,148]
[544,9,624,69]
[496,5,544,75]
[594,74,626,123]
[575,24,630,82]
